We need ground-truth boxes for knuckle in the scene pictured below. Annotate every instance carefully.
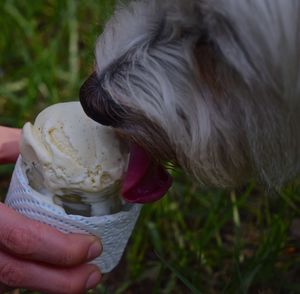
[58,285,72,294]
[58,281,80,294]
[60,251,76,266]
[56,270,90,294]
[2,226,38,255]
[0,262,23,287]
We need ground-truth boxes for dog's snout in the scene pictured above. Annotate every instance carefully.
[79,72,125,127]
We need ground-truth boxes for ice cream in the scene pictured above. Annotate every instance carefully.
[20,102,129,217]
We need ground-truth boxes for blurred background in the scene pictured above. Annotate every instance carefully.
[0,1,300,293]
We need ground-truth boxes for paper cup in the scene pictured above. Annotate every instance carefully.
[5,157,142,273]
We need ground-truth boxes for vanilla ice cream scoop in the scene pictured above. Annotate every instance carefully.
[20,102,128,216]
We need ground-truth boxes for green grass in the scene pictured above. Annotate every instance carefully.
[1,1,300,293]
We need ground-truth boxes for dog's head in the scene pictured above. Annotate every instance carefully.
[80,0,300,201]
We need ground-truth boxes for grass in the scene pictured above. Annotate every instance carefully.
[1,1,300,293]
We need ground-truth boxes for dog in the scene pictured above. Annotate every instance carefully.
[79,0,300,201]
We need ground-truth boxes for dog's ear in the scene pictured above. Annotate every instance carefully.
[191,0,300,187]
[194,0,300,96]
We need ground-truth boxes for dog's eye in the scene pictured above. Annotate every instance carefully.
[79,72,125,127]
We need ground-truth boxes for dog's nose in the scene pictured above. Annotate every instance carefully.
[79,72,125,127]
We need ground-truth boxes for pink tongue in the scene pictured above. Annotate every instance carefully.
[121,144,172,203]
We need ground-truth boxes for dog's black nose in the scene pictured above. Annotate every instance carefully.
[79,72,125,127]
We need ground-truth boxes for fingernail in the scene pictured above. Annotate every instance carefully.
[86,271,101,290]
[87,239,102,261]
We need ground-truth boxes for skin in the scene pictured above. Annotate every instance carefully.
[0,127,21,164]
[0,126,102,294]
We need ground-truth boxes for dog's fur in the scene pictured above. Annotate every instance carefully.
[80,0,300,189]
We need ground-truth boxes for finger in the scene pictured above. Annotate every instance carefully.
[0,204,102,266]
[0,127,21,164]
[0,251,101,294]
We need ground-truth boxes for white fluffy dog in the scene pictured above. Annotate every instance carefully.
[80,0,300,197]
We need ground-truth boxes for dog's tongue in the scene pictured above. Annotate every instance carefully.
[121,144,172,203]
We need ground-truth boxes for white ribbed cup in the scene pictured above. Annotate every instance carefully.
[5,156,142,273]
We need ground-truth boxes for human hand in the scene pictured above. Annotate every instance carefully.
[0,203,102,294]
[0,127,21,164]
